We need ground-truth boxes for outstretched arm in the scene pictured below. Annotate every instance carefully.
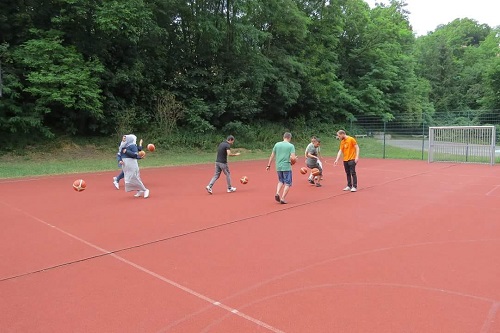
[227,148,241,157]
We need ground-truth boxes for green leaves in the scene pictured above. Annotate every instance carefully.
[13,30,104,135]
[0,0,497,142]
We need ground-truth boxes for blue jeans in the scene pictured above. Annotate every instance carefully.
[208,162,232,189]
[115,154,124,182]
[116,170,124,182]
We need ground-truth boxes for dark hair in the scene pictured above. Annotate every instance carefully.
[227,135,235,141]
[315,138,321,143]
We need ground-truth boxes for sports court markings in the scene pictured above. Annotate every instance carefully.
[481,302,500,333]
[2,162,490,331]
[2,161,459,281]
[1,201,284,333]
[485,185,500,196]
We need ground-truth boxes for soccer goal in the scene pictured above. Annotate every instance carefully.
[428,126,497,165]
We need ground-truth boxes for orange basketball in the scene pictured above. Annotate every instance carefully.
[73,179,86,192]
[300,167,308,175]
[147,143,155,152]
[240,176,248,184]
[290,156,297,165]
[138,150,146,158]
[311,168,320,176]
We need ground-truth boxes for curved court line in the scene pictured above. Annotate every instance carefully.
[0,162,481,331]
[199,282,498,333]
[481,302,500,333]
[165,237,500,330]
[1,160,456,279]
[155,303,220,333]
[220,237,500,302]
[0,205,284,333]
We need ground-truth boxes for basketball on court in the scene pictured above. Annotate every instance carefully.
[73,179,86,192]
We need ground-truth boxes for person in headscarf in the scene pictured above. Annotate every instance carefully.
[120,134,150,198]
[114,135,144,190]
[113,135,127,190]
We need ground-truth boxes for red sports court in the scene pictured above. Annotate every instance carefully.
[1,158,499,332]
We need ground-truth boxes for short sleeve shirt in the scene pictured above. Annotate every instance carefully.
[339,136,358,161]
[306,144,319,165]
[216,141,231,163]
[273,141,295,171]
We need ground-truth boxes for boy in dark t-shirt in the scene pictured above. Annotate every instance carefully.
[205,135,241,194]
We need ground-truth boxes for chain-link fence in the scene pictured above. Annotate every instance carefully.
[344,110,500,161]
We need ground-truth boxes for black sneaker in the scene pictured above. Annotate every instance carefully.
[275,194,280,202]
[315,183,322,187]
[308,179,315,185]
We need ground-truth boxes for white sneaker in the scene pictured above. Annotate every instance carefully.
[343,186,351,191]
[113,177,119,190]
[350,187,357,192]
[227,187,237,193]
[144,189,150,198]
[206,186,212,194]
[134,191,144,197]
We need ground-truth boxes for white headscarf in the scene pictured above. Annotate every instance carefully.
[118,135,137,154]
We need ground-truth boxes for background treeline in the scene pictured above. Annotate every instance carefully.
[1,0,499,149]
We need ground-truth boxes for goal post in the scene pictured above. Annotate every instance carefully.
[428,126,496,165]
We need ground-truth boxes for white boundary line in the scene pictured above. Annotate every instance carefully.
[3,202,284,333]
[486,185,500,196]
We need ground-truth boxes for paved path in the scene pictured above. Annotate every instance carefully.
[384,139,500,154]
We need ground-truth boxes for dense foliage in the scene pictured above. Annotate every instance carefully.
[1,0,499,144]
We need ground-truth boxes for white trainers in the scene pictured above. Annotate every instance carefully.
[227,187,237,193]
[350,187,357,192]
[134,191,144,197]
[343,186,351,191]
[144,189,150,198]
[113,177,119,190]
[206,186,212,194]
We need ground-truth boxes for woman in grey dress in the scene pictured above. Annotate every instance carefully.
[121,134,150,198]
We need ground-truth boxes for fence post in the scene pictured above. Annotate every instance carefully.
[421,121,425,160]
[383,121,387,159]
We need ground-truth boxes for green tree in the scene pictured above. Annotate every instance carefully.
[13,30,104,135]
[475,29,500,115]
[292,0,351,121]
[414,18,492,113]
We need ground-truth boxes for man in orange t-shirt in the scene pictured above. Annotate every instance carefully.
[334,130,360,192]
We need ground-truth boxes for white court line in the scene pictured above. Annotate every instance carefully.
[2,202,284,333]
[485,185,500,196]
[481,302,500,333]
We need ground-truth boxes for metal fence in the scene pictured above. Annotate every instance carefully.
[345,110,500,162]
[428,126,496,165]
